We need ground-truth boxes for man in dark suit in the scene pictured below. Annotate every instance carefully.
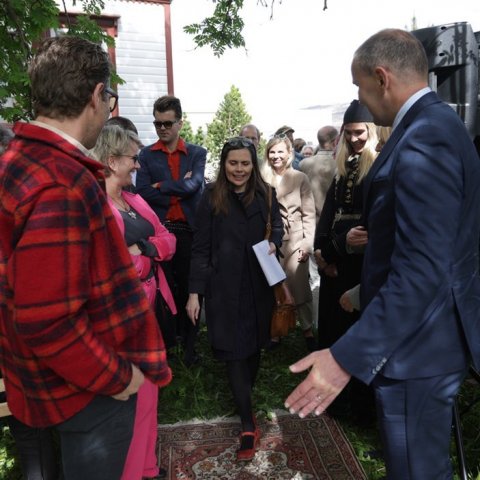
[285,28,480,479]
[136,95,207,365]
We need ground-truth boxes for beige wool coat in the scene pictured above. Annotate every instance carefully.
[274,168,316,305]
[299,150,336,222]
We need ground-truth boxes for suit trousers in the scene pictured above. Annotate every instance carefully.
[161,228,199,360]
[373,369,467,480]
[55,394,136,480]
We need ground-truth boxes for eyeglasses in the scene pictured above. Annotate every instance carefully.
[274,133,288,139]
[225,137,254,148]
[104,87,118,113]
[153,120,179,130]
[114,154,139,162]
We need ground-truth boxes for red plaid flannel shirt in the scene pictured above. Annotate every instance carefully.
[0,122,171,427]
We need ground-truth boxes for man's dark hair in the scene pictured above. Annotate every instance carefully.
[29,36,111,119]
[153,95,182,120]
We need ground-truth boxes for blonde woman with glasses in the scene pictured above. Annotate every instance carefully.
[92,124,176,480]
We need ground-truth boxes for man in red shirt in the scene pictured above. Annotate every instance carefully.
[0,36,171,480]
[136,96,207,366]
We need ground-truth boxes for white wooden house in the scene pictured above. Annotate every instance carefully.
[57,0,173,144]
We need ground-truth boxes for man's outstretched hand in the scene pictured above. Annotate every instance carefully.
[285,349,351,417]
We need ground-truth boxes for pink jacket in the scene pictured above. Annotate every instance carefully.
[109,192,177,314]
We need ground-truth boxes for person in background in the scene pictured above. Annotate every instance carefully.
[262,136,317,352]
[274,125,303,169]
[299,125,339,327]
[300,144,315,158]
[299,126,338,223]
[313,101,378,422]
[239,123,261,150]
[286,28,480,479]
[92,124,177,479]
[106,115,140,135]
[186,137,283,462]
[136,95,207,365]
[293,137,306,155]
[339,126,392,314]
[0,36,171,480]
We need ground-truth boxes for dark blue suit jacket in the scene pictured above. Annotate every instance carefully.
[136,140,207,227]
[331,92,480,384]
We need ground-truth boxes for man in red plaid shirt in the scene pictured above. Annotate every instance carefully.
[0,36,171,479]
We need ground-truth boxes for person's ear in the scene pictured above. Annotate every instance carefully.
[375,67,389,90]
[91,83,105,110]
[107,155,117,172]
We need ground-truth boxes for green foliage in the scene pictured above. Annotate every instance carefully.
[0,0,59,121]
[181,114,206,147]
[193,126,206,147]
[0,422,21,480]
[184,1,318,57]
[180,112,195,143]
[183,0,246,57]
[205,85,252,174]
[257,136,267,164]
[0,0,118,122]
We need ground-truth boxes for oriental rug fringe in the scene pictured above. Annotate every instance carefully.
[157,410,366,479]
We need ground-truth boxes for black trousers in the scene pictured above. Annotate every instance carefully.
[55,395,136,480]
[161,228,199,360]
[7,416,59,480]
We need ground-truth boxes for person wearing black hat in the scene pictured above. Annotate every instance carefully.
[312,100,378,423]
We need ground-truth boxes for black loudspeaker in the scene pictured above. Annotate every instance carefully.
[413,22,479,139]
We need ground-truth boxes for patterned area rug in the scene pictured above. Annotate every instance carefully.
[157,410,366,479]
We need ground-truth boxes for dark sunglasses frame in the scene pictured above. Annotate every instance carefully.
[153,120,179,129]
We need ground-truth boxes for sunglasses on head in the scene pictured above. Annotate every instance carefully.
[225,137,254,148]
[153,120,179,129]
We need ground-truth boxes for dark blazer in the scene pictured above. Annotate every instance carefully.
[136,141,207,227]
[331,91,480,384]
[189,186,284,352]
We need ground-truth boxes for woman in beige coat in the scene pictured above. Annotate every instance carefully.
[262,136,317,351]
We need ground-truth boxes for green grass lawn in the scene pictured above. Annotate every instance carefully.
[1,326,480,479]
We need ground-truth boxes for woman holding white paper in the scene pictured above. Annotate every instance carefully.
[186,137,283,462]
[261,136,316,351]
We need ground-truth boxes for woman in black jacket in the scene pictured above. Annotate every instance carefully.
[186,137,283,461]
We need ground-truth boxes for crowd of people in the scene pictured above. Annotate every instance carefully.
[1,26,480,480]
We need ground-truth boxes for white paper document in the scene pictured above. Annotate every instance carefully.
[252,240,286,286]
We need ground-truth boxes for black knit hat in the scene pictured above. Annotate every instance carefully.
[343,100,373,124]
